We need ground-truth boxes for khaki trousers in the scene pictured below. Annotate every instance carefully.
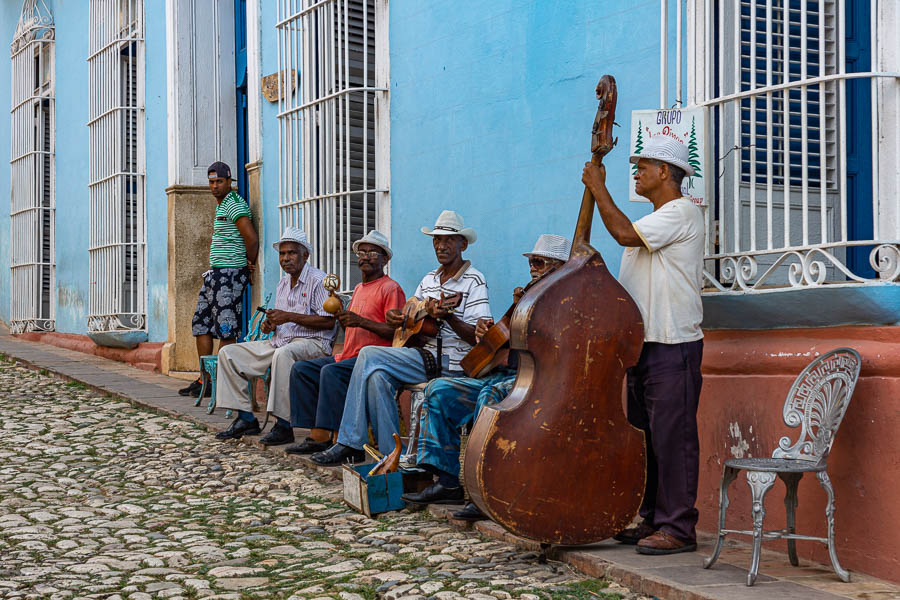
[216,338,330,420]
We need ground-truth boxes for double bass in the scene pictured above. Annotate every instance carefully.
[463,75,646,545]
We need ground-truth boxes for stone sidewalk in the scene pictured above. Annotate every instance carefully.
[1,335,897,600]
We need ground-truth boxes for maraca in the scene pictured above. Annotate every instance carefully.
[322,273,342,314]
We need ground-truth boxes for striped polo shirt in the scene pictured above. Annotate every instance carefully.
[209,191,252,268]
[270,263,337,350]
[413,261,491,371]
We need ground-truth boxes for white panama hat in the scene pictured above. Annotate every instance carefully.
[352,230,393,259]
[629,135,695,176]
[272,226,313,254]
[523,234,572,262]
[421,210,477,244]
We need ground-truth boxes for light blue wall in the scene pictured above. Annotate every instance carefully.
[0,2,168,340]
[42,0,90,334]
[257,3,285,296]
[388,1,667,315]
[144,0,168,341]
[0,2,18,326]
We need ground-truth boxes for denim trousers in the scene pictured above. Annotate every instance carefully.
[336,345,452,453]
[288,356,358,430]
[416,369,516,477]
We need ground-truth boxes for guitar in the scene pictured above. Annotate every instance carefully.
[459,268,559,378]
[391,292,463,348]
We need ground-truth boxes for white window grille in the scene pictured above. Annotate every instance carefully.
[679,0,900,292]
[276,0,390,292]
[9,0,55,333]
[87,0,146,331]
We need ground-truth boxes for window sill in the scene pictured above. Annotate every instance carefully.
[701,282,900,329]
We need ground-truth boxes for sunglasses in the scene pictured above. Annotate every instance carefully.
[528,257,548,269]
[355,250,384,259]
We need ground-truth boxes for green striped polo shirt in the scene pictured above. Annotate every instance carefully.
[209,191,252,268]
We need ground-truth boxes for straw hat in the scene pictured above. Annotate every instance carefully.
[352,230,393,259]
[272,226,313,254]
[421,210,477,244]
[523,234,571,262]
[629,136,695,176]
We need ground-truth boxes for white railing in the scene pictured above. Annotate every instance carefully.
[9,0,55,334]
[87,0,146,332]
[275,0,390,292]
[672,0,900,293]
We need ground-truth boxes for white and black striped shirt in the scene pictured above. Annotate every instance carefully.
[414,261,491,371]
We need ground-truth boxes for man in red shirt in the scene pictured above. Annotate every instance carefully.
[277,230,406,452]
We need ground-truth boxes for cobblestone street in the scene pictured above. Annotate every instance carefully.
[0,360,646,600]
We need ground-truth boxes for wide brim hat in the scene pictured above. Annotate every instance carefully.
[523,234,572,262]
[352,229,393,259]
[272,225,313,254]
[421,210,476,244]
[629,136,695,176]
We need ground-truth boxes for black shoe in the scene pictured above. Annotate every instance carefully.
[613,521,656,545]
[215,417,261,440]
[310,443,366,466]
[452,502,487,521]
[260,424,295,446]
[178,379,202,397]
[401,483,464,505]
[285,438,332,455]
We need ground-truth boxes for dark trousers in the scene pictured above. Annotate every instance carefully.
[626,340,703,543]
[289,356,358,430]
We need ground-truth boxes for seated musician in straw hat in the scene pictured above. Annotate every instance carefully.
[310,211,491,466]
[401,234,571,516]
[214,227,336,441]
[282,231,406,453]
[582,135,704,555]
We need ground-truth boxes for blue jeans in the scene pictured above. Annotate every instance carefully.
[289,356,358,430]
[336,345,453,452]
[416,369,516,477]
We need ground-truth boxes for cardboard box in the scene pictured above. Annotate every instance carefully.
[342,463,406,517]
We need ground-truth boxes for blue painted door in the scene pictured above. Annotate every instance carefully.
[845,0,875,278]
[235,0,252,335]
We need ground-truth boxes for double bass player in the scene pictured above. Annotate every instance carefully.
[582,136,705,555]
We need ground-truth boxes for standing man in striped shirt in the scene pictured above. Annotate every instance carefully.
[311,211,491,466]
[179,161,260,398]
[215,227,336,440]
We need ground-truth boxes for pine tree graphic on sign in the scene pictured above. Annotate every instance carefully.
[632,121,643,175]
[687,116,702,178]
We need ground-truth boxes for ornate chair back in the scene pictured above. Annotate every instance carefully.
[771,348,861,466]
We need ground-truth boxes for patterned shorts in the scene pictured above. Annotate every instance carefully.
[191,267,250,340]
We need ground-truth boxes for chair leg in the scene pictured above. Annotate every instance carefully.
[399,390,426,465]
[816,470,850,582]
[704,465,739,569]
[194,375,206,408]
[778,472,802,566]
[746,471,777,586]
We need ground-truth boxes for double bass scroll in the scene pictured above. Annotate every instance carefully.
[463,75,646,546]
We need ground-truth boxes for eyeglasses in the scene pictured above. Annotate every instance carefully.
[355,250,384,259]
[528,257,548,269]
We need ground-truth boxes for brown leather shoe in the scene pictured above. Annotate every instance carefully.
[636,530,697,555]
[613,521,656,545]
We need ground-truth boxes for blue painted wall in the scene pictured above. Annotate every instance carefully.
[0,2,18,326]
[388,0,668,314]
[257,4,284,297]
[144,1,169,341]
[0,2,168,340]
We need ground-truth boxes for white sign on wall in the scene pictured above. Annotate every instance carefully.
[628,107,709,206]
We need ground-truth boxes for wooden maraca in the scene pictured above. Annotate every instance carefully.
[322,273,342,314]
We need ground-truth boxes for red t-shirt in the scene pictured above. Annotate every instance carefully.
[334,276,406,361]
